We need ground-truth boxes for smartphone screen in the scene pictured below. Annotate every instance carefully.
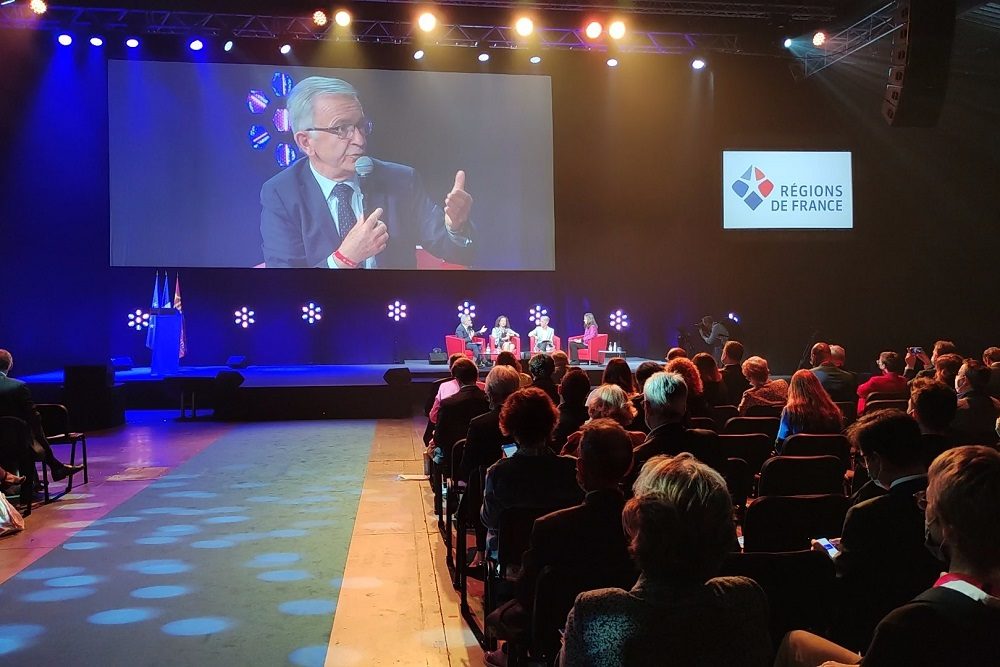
[815,538,839,559]
[502,444,518,458]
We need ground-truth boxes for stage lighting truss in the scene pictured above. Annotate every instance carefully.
[235,306,255,328]
[127,309,150,330]
[790,2,900,81]
[244,72,297,167]
[387,301,407,322]
[457,301,476,320]
[609,309,629,332]
[529,305,548,327]
[301,302,322,324]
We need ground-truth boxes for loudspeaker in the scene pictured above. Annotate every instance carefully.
[428,351,448,364]
[110,356,134,371]
[382,368,412,386]
[226,355,248,369]
[882,0,957,127]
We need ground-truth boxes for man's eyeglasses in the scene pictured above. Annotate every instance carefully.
[913,490,928,511]
[305,118,374,140]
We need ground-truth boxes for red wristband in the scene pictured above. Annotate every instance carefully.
[333,250,359,268]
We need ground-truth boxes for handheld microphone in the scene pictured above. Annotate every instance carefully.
[355,156,374,178]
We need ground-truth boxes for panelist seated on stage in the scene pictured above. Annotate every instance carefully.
[567,312,599,363]
[455,314,487,364]
[528,316,556,353]
[259,76,475,269]
[490,315,520,353]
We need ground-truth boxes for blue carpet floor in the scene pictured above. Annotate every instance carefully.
[0,420,374,666]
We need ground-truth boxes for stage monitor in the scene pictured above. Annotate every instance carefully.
[722,151,854,230]
[108,60,554,270]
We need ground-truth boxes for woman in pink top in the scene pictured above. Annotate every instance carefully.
[568,312,598,363]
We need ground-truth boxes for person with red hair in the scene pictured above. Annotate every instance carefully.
[775,369,843,452]
[665,357,711,419]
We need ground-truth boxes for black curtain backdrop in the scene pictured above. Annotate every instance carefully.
[1,23,998,376]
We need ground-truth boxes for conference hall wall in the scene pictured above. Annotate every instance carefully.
[1,23,997,376]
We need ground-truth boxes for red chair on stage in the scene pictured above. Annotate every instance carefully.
[488,335,522,361]
[529,335,562,354]
[445,335,485,360]
[567,333,608,365]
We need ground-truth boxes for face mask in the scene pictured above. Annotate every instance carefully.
[924,516,947,562]
[867,457,887,490]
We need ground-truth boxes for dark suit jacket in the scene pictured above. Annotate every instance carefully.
[632,422,724,473]
[454,323,480,344]
[832,475,942,651]
[721,364,750,404]
[810,364,857,402]
[260,157,475,268]
[988,363,1000,399]
[0,373,46,444]
[531,377,559,405]
[951,391,1000,445]
[515,489,634,606]
[459,408,504,482]
[433,385,489,471]
[552,403,589,453]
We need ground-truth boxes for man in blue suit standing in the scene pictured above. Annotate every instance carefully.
[260,76,475,269]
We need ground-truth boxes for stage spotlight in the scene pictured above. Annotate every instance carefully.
[312,10,328,27]
[90,36,104,47]
[529,55,541,65]
[335,10,351,27]
[234,307,255,328]
[783,37,793,49]
[413,49,425,60]
[585,21,602,40]
[606,58,619,68]
[387,301,407,322]
[417,12,437,32]
[188,39,204,51]
[515,17,534,37]
[478,52,490,62]
[30,0,46,15]
[812,31,826,47]
[125,38,139,48]
[280,43,292,55]
[691,58,706,70]
[224,40,234,52]
[608,20,626,40]
[57,34,73,46]
[728,312,741,324]
[609,309,629,332]
[301,302,322,325]
[127,309,150,330]
[529,305,548,326]
[457,301,476,319]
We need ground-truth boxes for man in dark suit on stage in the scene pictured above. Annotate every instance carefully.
[830,409,941,652]
[260,76,475,269]
[455,314,486,365]
[0,350,84,502]
[632,371,723,475]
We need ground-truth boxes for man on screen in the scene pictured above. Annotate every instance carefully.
[260,76,475,269]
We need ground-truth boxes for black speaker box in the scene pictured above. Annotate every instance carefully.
[428,351,448,364]
[110,356,134,371]
[882,0,957,127]
[226,355,248,369]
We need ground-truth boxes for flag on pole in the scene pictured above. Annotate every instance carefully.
[174,274,187,359]
[162,274,172,309]
[146,270,159,349]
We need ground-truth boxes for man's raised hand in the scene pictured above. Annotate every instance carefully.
[335,207,387,267]
[444,170,473,233]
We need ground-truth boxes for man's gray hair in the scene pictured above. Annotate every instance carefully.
[643,371,687,414]
[485,366,521,404]
[286,76,359,135]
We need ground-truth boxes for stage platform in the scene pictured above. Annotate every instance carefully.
[21,357,658,420]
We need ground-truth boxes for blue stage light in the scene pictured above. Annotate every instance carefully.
[224,40,234,52]
[783,37,793,49]
[280,43,292,55]
[457,301,476,319]
[189,38,204,52]
[125,37,139,48]
[128,309,150,330]
[728,312,741,324]
[301,302,322,325]
[89,36,103,47]
[609,309,629,331]
[529,304,548,326]
[57,34,73,46]
[387,301,407,322]
[234,307,255,328]
[275,142,298,168]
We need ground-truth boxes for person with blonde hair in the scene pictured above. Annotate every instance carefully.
[560,384,644,456]
[737,355,788,416]
[560,453,770,666]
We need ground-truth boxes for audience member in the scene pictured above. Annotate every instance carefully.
[550,351,570,385]
[775,446,1000,667]
[904,339,958,381]
[720,340,751,403]
[984,346,1000,399]
[809,342,857,402]
[737,355,788,416]
[908,378,958,467]
[665,347,687,361]
[628,361,664,434]
[856,351,908,413]
[481,388,583,553]
[951,358,1000,445]
[428,353,483,424]
[430,358,489,511]
[665,357,711,419]
[551,369,590,453]
[484,419,635,659]
[495,351,531,388]
[932,353,963,389]
[631,372,722,473]
[601,358,636,397]
[560,454,771,667]
[0,349,84,504]
[693,352,730,407]
[830,409,941,651]
[830,344,849,369]
[775,369,843,452]
[460,366,522,483]
[560,384,645,456]
[527,353,559,404]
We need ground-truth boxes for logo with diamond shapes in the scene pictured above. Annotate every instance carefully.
[731,166,774,210]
